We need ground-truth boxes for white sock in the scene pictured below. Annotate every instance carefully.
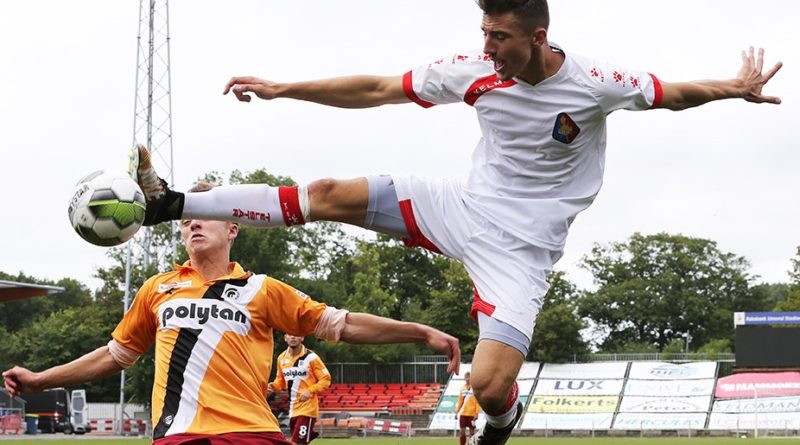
[182,184,286,227]
[298,185,311,222]
[486,401,518,429]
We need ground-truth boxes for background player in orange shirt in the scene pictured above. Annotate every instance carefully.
[268,334,330,444]
[456,372,480,445]
[2,183,460,445]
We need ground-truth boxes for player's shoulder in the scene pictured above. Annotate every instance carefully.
[550,43,596,81]
[264,276,313,300]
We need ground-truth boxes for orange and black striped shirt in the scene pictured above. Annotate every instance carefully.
[112,261,327,439]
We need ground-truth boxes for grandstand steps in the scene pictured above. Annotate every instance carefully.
[379,411,432,429]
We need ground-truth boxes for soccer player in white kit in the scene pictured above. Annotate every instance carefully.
[134,1,782,443]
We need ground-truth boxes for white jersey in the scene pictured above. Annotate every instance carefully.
[402,44,662,251]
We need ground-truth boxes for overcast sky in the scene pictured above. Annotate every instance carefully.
[1,0,798,293]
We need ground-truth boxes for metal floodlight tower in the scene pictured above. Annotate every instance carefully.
[121,0,175,435]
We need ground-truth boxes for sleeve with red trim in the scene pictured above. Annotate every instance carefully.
[262,278,327,336]
[573,54,662,113]
[403,50,494,107]
[111,277,158,354]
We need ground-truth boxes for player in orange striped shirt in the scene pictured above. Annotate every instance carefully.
[2,182,460,445]
[269,335,330,444]
[456,372,480,445]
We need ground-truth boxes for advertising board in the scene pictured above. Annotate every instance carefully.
[624,379,715,396]
[628,361,717,380]
[715,372,800,399]
[539,362,628,380]
[527,396,618,413]
[618,395,711,413]
[713,395,800,413]
[520,413,613,430]
[534,379,624,396]
[708,412,800,430]
[612,413,707,430]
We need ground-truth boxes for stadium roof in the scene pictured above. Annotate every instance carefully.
[0,280,64,303]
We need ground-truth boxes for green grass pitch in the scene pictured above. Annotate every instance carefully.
[4,438,800,445]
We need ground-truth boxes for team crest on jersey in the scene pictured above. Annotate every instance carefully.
[222,287,241,302]
[552,112,580,144]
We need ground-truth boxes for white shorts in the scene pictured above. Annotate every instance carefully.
[393,176,559,341]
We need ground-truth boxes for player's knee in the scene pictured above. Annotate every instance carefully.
[471,373,512,414]
[307,178,339,201]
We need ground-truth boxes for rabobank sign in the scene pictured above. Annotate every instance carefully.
[734,311,800,326]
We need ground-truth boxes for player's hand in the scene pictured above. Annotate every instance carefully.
[223,76,280,102]
[2,366,41,397]
[267,382,274,395]
[299,389,312,402]
[424,327,461,375]
[736,47,782,104]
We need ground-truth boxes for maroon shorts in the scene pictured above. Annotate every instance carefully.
[289,416,317,444]
[154,432,291,445]
[459,415,476,429]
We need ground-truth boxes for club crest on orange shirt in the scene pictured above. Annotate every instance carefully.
[552,112,580,144]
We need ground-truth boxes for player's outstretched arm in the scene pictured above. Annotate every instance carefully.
[658,47,782,111]
[223,75,410,108]
[2,346,123,397]
[340,312,461,374]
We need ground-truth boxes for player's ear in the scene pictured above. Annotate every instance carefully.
[229,222,239,240]
[530,27,547,47]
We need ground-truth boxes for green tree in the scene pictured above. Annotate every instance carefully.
[5,306,119,400]
[421,260,479,356]
[577,233,763,352]
[0,273,93,332]
[775,247,800,311]
[530,271,588,363]
[790,246,800,285]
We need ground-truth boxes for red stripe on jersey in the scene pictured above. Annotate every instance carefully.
[649,73,663,109]
[398,199,442,254]
[278,185,305,227]
[470,285,496,320]
[464,74,516,106]
[402,71,435,108]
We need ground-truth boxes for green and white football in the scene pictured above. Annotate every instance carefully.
[68,170,146,247]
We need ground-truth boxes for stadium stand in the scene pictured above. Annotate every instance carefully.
[268,382,443,414]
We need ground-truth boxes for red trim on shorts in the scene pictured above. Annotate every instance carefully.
[398,199,442,254]
[470,285,496,320]
[501,381,520,412]
[649,73,663,109]
[154,431,291,445]
[402,71,435,108]
[463,74,516,106]
[278,185,305,226]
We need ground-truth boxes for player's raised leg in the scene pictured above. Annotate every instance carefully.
[128,144,372,229]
